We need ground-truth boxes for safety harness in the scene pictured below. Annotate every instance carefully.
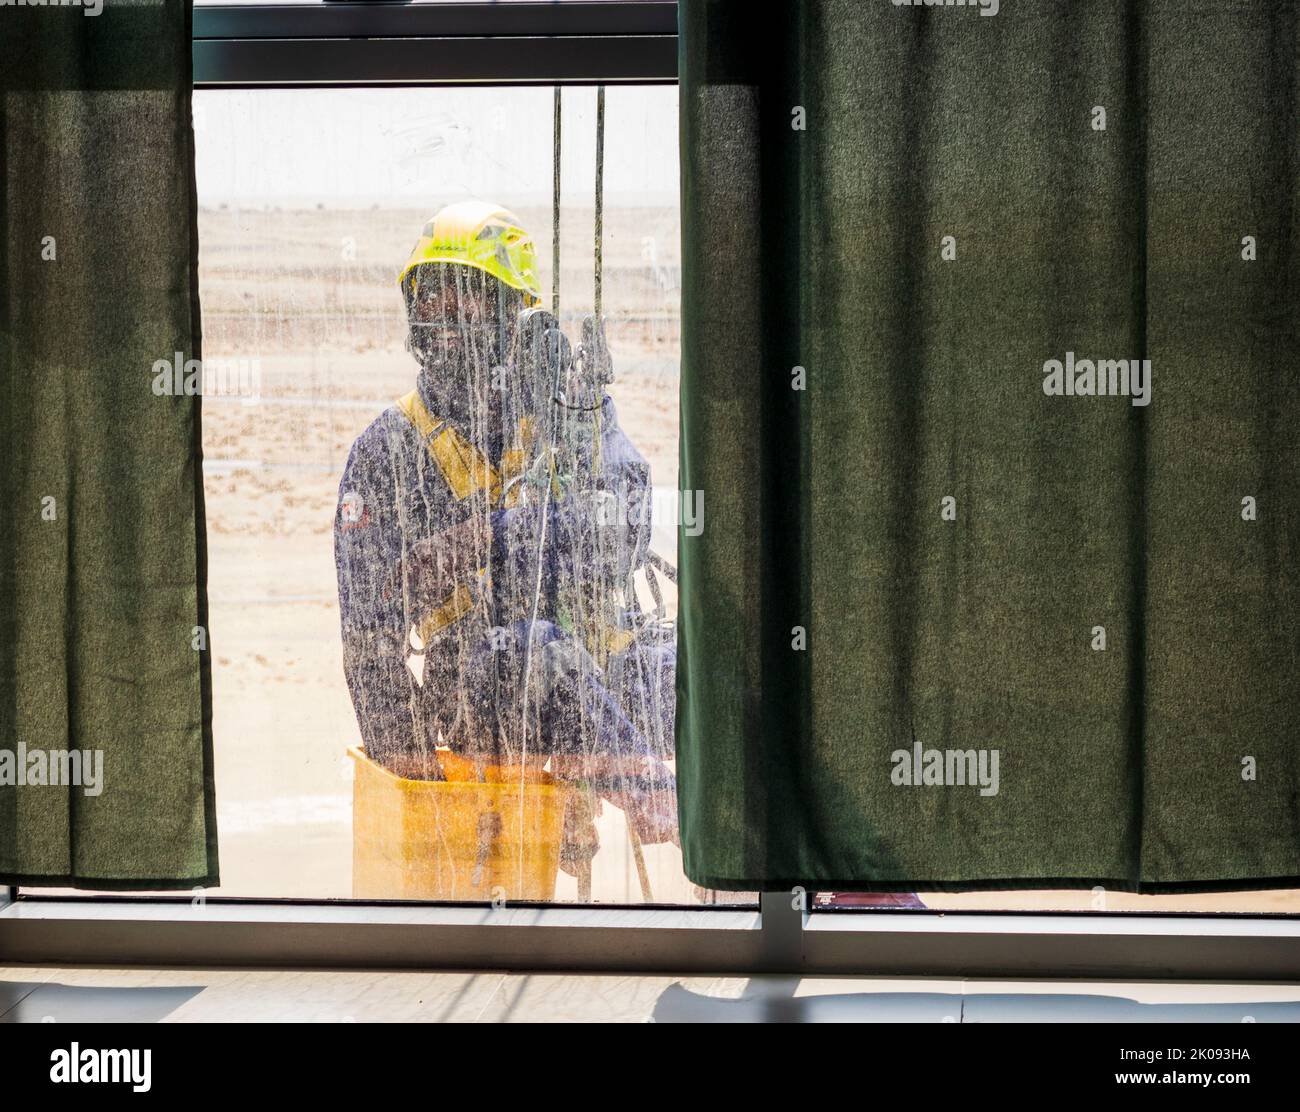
[395,389,532,509]
[396,388,536,643]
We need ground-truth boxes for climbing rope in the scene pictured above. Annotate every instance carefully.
[536,85,656,903]
[552,87,562,320]
[594,85,605,325]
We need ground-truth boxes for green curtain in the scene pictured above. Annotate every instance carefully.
[0,1,217,888]
[677,0,1299,892]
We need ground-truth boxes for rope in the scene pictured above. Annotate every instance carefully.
[594,85,605,325]
[552,86,562,320]
[525,86,626,900]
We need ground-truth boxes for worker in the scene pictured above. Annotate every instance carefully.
[334,200,678,858]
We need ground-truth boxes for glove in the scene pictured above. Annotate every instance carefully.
[406,515,490,613]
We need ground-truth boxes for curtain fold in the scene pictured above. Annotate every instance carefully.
[677,0,1299,891]
[0,0,218,888]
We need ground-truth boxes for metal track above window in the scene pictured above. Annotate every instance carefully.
[192,2,679,87]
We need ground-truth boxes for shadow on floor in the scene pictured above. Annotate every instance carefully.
[0,983,204,1024]
[651,980,1300,1023]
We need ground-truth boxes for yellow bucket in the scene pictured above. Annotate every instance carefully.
[348,746,568,902]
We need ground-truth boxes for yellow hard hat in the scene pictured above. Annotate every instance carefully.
[399,200,542,306]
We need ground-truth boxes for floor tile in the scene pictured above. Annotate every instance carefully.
[4,966,1299,1023]
[474,974,966,1022]
[0,978,48,1020]
[0,982,204,1024]
[960,980,1300,1023]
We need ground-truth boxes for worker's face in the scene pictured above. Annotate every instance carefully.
[406,266,521,371]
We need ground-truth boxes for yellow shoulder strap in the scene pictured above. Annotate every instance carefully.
[413,581,478,645]
[396,390,500,503]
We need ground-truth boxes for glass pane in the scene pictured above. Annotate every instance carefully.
[182,85,735,904]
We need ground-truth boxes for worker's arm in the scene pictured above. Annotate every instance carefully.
[577,393,655,584]
[596,392,653,541]
[483,395,654,606]
[334,429,420,765]
[575,317,654,529]
[405,512,490,619]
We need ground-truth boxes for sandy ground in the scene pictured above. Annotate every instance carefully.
[195,205,1300,914]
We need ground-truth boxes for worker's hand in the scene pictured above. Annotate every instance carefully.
[603,761,678,847]
[486,492,593,594]
[623,786,679,847]
[407,515,489,607]
[566,486,641,584]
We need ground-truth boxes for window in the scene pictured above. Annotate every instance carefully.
[186,83,718,904]
[16,4,1294,946]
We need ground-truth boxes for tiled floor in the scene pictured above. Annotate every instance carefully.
[3,967,1300,1022]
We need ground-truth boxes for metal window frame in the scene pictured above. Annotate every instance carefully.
[5,894,1300,979]
[192,2,679,86]
[6,2,1298,982]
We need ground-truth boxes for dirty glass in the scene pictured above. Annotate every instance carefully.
[186,85,733,904]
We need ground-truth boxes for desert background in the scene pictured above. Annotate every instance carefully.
[190,87,1298,913]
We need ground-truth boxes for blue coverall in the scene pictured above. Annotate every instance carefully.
[333,371,676,802]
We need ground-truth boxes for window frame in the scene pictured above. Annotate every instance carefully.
[192,1,678,86]
[4,1,1298,981]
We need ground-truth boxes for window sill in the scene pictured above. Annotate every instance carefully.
[4,899,1298,980]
